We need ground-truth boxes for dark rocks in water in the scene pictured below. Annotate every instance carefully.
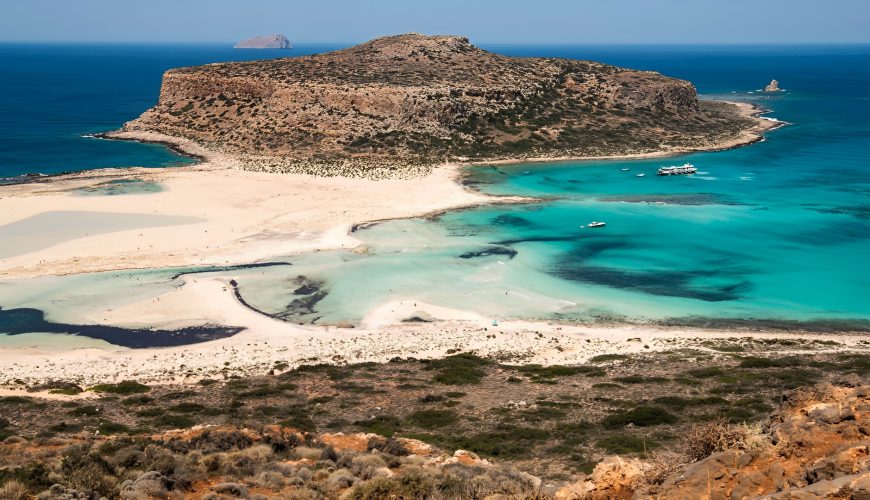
[293,283,320,295]
[459,246,518,259]
[0,307,243,348]
[551,264,750,302]
[281,291,329,317]
[169,261,291,280]
[596,193,745,206]
[491,214,534,228]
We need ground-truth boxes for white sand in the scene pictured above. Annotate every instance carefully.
[0,158,518,280]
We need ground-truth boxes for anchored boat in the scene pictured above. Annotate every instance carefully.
[657,163,697,176]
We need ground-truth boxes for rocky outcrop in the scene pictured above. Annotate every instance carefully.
[122,33,758,177]
[234,34,291,49]
[653,383,868,499]
[765,79,782,92]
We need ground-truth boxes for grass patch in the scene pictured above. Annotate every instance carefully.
[612,375,669,384]
[68,405,99,416]
[97,421,130,435]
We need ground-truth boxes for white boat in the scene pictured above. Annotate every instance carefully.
[657,163,697,176]
[636,173,645,177]
[587,221,606,228]
[621,168,630,171]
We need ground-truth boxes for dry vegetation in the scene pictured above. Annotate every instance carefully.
[121,34,758,178]
[0,340,867,498]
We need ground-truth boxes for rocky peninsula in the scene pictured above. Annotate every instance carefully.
[116,33,772,178]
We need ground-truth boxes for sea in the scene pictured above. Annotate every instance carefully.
[1,43,869,345]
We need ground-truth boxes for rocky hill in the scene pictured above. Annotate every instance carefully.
[119,33,762,178]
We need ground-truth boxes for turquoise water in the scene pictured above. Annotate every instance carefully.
[234,45,870,327]
[1,44,869,345]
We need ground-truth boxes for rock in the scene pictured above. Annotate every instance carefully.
[444,449,491,466]
[234,34,291,49]
[765,79,782,92]
[210,482,249,497]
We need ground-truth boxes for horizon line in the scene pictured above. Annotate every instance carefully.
[2,39,870,46]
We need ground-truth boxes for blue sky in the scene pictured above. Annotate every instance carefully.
[1,0,868,44]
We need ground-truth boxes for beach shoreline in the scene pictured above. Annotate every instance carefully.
[0,98,797,386]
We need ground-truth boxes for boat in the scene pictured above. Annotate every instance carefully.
[636,173,645,177]
[621,168,630,171]
[657,163,697,176]
[587,221,606,228]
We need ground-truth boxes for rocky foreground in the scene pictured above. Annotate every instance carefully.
[0,348,867,499]
[119,33,763,178]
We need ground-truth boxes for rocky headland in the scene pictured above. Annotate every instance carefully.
[116,33,771,179]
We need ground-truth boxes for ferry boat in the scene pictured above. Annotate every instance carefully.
[657,163,697,176]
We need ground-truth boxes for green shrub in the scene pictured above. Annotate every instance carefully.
[355,415,402,437]
[588,354,629,363]
[406,410,458,430]
[686,367,724,378]
[89,380,150,394]
[97,421,130,435]
[603,406,677,428]
[426,353,491,385]
[597,435,657,454]
[69,405,100,416]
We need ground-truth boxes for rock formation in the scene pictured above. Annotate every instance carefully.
[555,382,869,499]
[765,79,782,92]
[121,33,759,178]
[234,34,292,49]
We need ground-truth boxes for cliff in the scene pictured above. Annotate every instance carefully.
[122,33,761,177]
[234,34,292,49]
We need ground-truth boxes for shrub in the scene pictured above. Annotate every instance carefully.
[346,466,436,499]
[686,367,724,378]
[426,353,491,385]
[588,354,629,363]
[597,435,657,454]
[97,421,130,435]
[407,410,458,430]
[89,380,150,394]
[684,417,756,461]
[0,480,29,500]
[69,405,99,416]
[355,415,402,437]
[603,406,677,429]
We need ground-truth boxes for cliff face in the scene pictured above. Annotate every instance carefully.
[124,34,756,176]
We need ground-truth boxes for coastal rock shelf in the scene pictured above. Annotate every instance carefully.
[120,33,761,177]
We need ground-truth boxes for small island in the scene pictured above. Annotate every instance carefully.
[234,34,292,49]
[116,33,773,179]
[764,79,782,92]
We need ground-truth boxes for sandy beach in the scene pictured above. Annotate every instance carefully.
[0,101,796,387]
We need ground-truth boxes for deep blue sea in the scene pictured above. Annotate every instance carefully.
[1,43,869,341]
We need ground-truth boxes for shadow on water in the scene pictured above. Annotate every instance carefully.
[0,307,243,348]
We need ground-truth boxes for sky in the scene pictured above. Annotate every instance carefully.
[1,0,869,45]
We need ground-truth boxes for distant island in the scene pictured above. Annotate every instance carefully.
[764,79,783,92]
[234,34,292,49]
[114,33,772,178]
